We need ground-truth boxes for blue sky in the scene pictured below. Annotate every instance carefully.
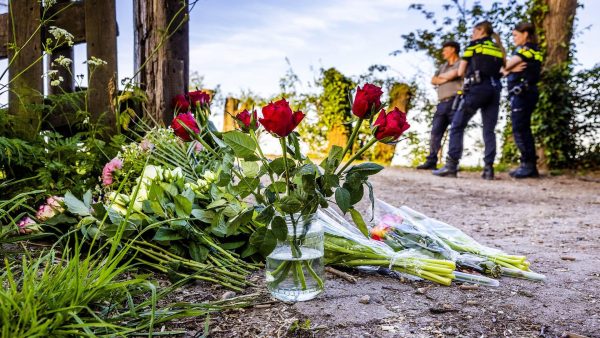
[1,0,598,101]
[105,0,598,99]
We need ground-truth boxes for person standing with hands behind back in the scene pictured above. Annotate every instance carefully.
[502,22,543,178]
[433,21,505,180]
[416,41,463,170]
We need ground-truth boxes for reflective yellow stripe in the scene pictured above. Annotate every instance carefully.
[462,46,476,58]
[518,48,544,62]
[481,46,504,59]
[466,43,503,59]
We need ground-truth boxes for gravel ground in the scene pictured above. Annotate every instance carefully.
[166,167,600,338]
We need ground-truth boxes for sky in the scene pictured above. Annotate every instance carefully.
[1,0,598,164]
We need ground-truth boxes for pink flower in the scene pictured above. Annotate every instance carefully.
[140,139,154,152]
[102,157,124,186]
[36,204,55,221]
[46,196,64,213]
[191,140,204,153]
[17,216,37,234]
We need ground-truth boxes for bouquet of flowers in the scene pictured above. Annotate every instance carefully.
[211,83,412,300]
[385,204,545,281]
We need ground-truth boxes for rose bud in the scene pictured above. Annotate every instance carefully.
[171,112,200,141]
[188,90,211,108]
[234,109,259,132]
[352,83,383,119]
[259,99,304,138]
[172,94,190,113]
[372,107,410,143]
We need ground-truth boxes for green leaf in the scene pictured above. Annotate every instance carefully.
[64,191,91,216]
[220,241,246,250]
[335,187,351,214]
[249,227,277,256]
[278,195,302,214]
[174,195,193,217]
[241,160,260,178]
[255,205,274,224]
[83,190,93,207]
[260,230,277,256]
[153,227,184,241]
[349,208,369,237]
[189,242,209,262]
[191,209,216,223]
[222,130,257,159]
[206,199,227,209]
[270,215,287,241]
[347,162,384,177]
[268,157,291,176]
[267,181,287,194]
[45,213,78,226]
[321,145,343,174]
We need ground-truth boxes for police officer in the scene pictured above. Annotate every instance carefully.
[502,22,543,178]
[433,21,505,180]
[416,41,463,170]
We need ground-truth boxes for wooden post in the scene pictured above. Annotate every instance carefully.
[134,0,189,126]
[7,0,43,141]
[46,0,75,95]
[223,97,239,131]
[85,0,118,135]
[372,83,412,164]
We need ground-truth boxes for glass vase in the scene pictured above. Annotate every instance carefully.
[266,213,325,302]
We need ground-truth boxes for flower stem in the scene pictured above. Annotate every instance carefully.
[336,137,379,175]
[279,137,290,195]
[250,129,277,188]
[340,118,364,161]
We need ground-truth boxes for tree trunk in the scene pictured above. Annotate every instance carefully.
[541,0,578,69]
[533,0,578,169]
[134,0,189,126]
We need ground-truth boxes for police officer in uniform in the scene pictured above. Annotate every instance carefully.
[433,21,505,180]
[502,22,543,178]
[416,41,463,170]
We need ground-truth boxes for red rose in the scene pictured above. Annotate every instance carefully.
[235,109,259,132]
[352,83,383,119]
[173,94,190,113]
[373,107,410,143]
[259,99,304,137]
[171,112,200,141]
[189,90,211,107]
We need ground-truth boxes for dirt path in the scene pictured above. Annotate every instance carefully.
[177,168,600,337]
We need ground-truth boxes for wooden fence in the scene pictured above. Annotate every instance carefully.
[1,0,189,139]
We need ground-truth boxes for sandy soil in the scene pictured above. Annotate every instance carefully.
[168,168,600,338]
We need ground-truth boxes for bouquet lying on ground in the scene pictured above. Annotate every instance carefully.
[320,209,457,286]
[370,200,545,281]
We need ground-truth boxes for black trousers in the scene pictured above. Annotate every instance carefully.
[426,99,455,163]
[510,89,539,163]
[447,80,501,166]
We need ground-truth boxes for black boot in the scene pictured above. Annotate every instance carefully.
[481,164,494,180]
[512,162,539,179]
[432,157,458,177]
[416,160,437,170]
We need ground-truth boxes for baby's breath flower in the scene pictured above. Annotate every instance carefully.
[48,26,74,47]
[86,56,108,68]
[52,55,72,68]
